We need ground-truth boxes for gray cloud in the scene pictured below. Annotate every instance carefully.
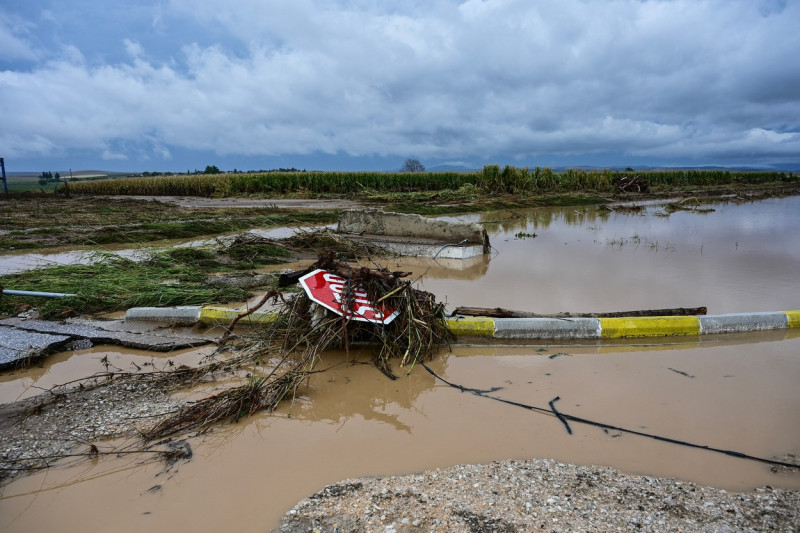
[0,13,39,61]
[1,0,799,168]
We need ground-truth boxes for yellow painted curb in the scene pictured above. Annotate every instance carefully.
[446,316,495,337]
[600,316,701,338]
[784,310,800,329]
[199,306,276,324]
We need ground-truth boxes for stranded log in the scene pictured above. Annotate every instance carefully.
[452,306,708,318]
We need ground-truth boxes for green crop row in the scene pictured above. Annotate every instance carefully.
[60,171,479,197]
[59,167,796,197]
[59,174,230,196]
[226,171,475,194]
[631,169,793,186]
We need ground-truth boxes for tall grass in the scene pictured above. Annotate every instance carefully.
[59,168,796,198]
[635,169,793,187]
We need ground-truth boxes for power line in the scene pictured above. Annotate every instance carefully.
[421,362,799,470]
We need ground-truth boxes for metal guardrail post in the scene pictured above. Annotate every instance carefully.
[1,157,7,195]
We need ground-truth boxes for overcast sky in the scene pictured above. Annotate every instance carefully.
[1,0,799,172]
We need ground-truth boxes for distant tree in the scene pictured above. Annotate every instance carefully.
[54,172,61,181]
[401,158,425,172]
[203,165,221,174]
[39,171,55,187]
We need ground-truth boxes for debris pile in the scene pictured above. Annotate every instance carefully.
[143,252,449,440]
[612,174,649,193]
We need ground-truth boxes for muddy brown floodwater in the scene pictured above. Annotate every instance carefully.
[1,196,799,532]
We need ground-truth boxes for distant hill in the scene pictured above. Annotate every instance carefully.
[424,164,479,172]
[6,170,131,179]
[411,163,798,173]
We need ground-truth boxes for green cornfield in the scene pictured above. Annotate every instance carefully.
[60,171,478,197]
[59,168,795,197]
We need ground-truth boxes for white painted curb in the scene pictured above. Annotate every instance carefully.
[125,305,800,340]
[125,306,202,322]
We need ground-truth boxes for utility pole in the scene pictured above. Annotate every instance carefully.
[1,158,7,195]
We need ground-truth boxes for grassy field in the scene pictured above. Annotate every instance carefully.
[3,176,61,193]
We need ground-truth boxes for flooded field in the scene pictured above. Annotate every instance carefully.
[1,196,799,532]
[407,196,800,314]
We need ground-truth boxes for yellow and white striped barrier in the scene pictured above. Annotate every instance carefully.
[199,306,277,325]
[446,311,800,339]
[126,306,800,340]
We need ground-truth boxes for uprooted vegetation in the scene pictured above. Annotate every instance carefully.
[146,252,448,438]
[0,231,373,320]
[0,239,282,319]
[0,254,450,481]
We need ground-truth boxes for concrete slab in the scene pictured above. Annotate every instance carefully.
[67,317,220,342]
[337,209,490,258]
[123,306,202,323]
[0,325,71,368]
[0,318,214,369]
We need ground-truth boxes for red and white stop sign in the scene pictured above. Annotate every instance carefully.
[298,269,399,324]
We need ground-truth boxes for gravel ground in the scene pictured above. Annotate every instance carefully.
[0,379,181,481]
[280,458,800,532]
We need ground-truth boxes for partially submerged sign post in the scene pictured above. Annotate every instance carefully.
[298,269,399,324]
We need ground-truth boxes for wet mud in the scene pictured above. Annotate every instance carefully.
[1,196,799,532]
[0,344,217,404]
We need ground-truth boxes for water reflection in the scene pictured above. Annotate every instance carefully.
[280,350,441,433]
[383,254,490,280]
[416,196,800,314]
[451,326,798,356]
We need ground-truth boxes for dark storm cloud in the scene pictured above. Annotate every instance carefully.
[1,0,798,168]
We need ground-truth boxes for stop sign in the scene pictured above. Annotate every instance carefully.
[298,269,399,324]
